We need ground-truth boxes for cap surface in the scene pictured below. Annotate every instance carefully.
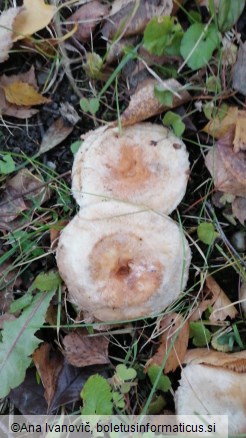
[56,202,191,321]
[72,123,189,214]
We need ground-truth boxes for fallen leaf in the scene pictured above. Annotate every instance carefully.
[232,197,246,225]
[48,363,108,413]
[106,36,138,64]
[203,106,238,139]
[146,313,189,373]
[9,368,48,415]
[118,78,190,126]
[205,129,246,197]
[63,331,110,367]
[233,110,246,153]
[38,103,79,156]
[32,343,64,408]
[0,261,22,313]
[12,0,57,42]
[0,66,39,118]
[0,168,51,228]
[102,0,173,40]
[3,81,50,106]
[66,1,109,42]
[0,7,21,64]
[50,220,69,249]
[217,128,246,184]
[206,276,238,323]
[232,42,246,96]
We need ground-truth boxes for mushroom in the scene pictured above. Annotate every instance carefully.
[72,123,189,214]
[175,348,246,435]
[56,202,191,321]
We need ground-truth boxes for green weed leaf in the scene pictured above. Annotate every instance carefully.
[189,321,212,347]
[147,364,171,393]
[0,154,16,174]
[143,16,183,56]
[218,0,244,32]
[112,391,125,409]
[70,140,81,155]
[0,289,55,398]
[116,364,137,381]
[180,23,219,70]
[9,293,34,314]
[80,97,100,115]
[81,374,113,415]
[163,111,185,137]
[34,271,61,292]
[197,222,219,245]
[154,86,174,106]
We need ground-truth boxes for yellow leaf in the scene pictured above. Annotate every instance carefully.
[12,0,57,42]
[233,110,246,153]
[3,81,50,106]
[203,106,238,139]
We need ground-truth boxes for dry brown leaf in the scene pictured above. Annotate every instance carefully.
[205,129,246,197]
[66,1,109,42]
[32,343,63,408]
[0,7,22,64]
[38,103,79,156]
[63,331,110,367]
[146,313,189,373]
[0,261,22,313]
[12,0,57,42]
[50,220,69,250]
[0,66,39,118]
[118,78,190,126]
[233,110,246,153]
[232,42,246,97]
[102,0,173,40]
[183,348,246,372]
[0,168,51,228]
[207,276,238,322]
[232,197,246,225]
[3,81,50,106]
[203,106,238,139]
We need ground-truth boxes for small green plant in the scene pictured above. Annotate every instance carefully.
[189,321,212,347]
[0,153,16,174]
[163,111,185,137]
[197,222,219,245]
[143,16,183,56]
[80,97,100,115]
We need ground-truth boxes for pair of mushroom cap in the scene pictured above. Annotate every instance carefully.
[57,123,191,321]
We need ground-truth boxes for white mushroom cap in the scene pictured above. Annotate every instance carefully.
[175,349,246,435]
[72,123,189,214]
[56,202,191,321]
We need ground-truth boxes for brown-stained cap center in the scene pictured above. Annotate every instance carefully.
[89,232,163,308]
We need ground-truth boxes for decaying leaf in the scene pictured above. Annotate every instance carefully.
[63,331,110,367]
[0,66,39,118]
[32,343,63,408]
[183,348,246,371]
[0,261,22,313]
[233,110,246,153]
[206,276,238,323]
[38,102,79,156]
[12,0,57,42]
[205,129,246,197]
[3,81,50,106]
[118,78,191,126]
[146,313,189,373]
[66,1,109,42]
[232,42,246,97]
[0,7,21,64]
[102,0,173,40]
[203,106,238,139]
[232,197,246,225]
[0,168,51,228]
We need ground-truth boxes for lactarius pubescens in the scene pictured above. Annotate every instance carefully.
[57,202,191,321]
[72,123,189,214]
[175,348,246,435]
[56,122,191,322]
